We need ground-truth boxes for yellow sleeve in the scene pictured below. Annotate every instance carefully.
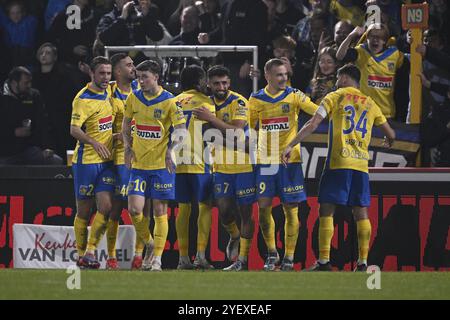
[295,89,319,116]
[124,94,134,119]
[248,97,259,129]
[319,92,336,116]
[231,98,249,122]
[170,99,187,126]
[71,98,91,127]
[372,101,387,126]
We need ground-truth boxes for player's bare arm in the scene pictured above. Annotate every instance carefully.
[166,123,187,173]
[70,125,111,159]
[122,116,135,169]
[282,112,325,165]
[378,122,396,148]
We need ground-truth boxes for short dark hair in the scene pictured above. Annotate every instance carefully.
[337,64,361,83]
[264,58,285,73]
[136,60,162,78]
[180,65,206,91]
[90,56,111,72]
[110,53,129,71]
[8,66,32,83]
[207,65,230,79]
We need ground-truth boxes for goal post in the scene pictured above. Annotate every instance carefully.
[104,45,259,93]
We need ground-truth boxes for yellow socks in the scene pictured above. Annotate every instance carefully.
[197,202,212,253]
[131,212,152,245]
[74,215,88,257]
[176,203,191,257]
[282,205,299,260]
[223,221,240,239]
[239,237,252,262]
[319,216,334,262]
[258,207,276,252]
[86,212,108,253]
[153,214,168,257]
[134,215,150,256]
[106,219,119,258]
[357,219,371,264]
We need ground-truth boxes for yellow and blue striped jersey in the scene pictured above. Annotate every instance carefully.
[71,84,114,164]
[354,44,404,119]
[320,86,387,173]
[110,80,139,165]
[213,90,253,174]
[249,86,318,164]
[124,87,186,170]
[175,89,215,174]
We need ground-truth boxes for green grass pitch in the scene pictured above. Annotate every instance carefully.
[0,269,449,300]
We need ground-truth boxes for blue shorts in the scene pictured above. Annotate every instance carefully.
[115,164,131,201]
[256,163,306,203]
[213,171,256,205]
[318,169,370,207]
[175,173,213,203]
[72,162,116,200]
[128,168,175,200]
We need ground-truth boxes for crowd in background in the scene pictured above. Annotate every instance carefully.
[0,0,449,166]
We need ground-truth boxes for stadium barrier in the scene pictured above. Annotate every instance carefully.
[1,166,448,271]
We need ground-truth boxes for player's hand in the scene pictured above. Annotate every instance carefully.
[15,126,31,137]
[417,73,431,89]
[125,146,135,169]
[193,106,214,122]
[198,33,210,44]
[165,148,176,174]
[415,44,426,57]
[92,141,111,159]
[281,146,292,167]
[382,136,394,148]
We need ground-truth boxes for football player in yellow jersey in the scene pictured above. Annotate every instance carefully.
[102,53,140,270]
[70,56,115,269]
[336,23,405,119]
[194,65,256,271]
[282,64,395,271]
[249,58,319,271]
[174,65,216,270]
[122,60,186,271]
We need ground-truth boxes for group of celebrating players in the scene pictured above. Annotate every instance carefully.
[70,46,395,272]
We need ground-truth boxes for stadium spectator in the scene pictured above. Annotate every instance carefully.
[167,0,195,36]
[273,0,305,35]
[307,46,337,104]
[0,1,38,67]
[169,5,200,45]
[0,66,62,165]
[96,0,163,64]
[44,0,71,30]
[33,42,77,162]
[197,0,220,34]
[337,23,409,121]
[46,0,100,65]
